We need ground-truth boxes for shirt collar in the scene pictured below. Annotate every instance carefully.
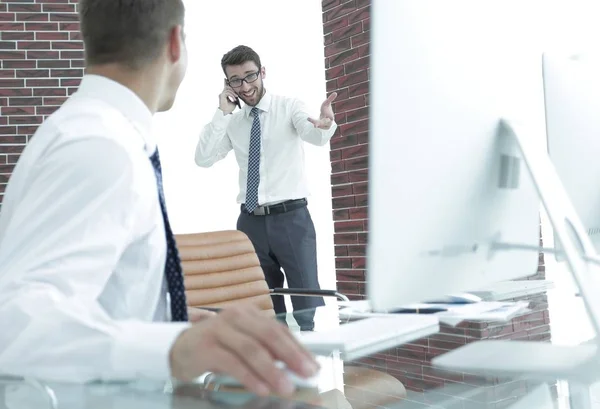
[73,74,155,154]
[243,89,272,118]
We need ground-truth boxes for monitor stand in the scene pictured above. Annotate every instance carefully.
[432,118,600,409]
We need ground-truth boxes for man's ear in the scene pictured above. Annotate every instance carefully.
[168,25,184,63]
[260,66,266,79]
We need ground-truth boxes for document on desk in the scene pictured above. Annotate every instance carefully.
[338,300,530,326]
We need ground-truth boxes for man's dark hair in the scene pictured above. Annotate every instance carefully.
[221,45,262,76]
[79,0,185,70]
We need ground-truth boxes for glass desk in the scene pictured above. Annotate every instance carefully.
[1,284,598,409]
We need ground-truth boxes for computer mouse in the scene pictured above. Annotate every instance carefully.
[424,292,482,304]
[205,361,319,391]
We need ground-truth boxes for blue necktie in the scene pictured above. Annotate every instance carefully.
[149,149,188,322]
[245,107,261,213]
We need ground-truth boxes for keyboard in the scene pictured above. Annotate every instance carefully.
[296,315,439,361]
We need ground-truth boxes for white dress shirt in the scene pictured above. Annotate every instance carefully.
[195,91,337,205]
[0,75,189,382]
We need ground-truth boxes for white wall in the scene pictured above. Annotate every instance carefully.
[152,0,337,292]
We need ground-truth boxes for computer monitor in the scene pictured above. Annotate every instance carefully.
[367,0,545,311]
[543,52,600,255]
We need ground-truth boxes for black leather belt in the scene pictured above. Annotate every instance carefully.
[242,198,307,216]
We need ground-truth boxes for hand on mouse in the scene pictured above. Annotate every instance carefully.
[169,304,319,396]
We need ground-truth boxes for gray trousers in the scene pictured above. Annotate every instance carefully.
[237,205,324,330]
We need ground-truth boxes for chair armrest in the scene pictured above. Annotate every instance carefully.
[270,288,349,302]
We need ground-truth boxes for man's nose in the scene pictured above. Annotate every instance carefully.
[240,81,251,92]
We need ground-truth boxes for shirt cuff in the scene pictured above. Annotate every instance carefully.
[112,321,190,381]
[212,109,233,129]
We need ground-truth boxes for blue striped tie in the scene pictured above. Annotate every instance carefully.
[149,149,188,322]
[245,107,261,213]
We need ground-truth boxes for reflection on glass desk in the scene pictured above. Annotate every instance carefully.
[0,287,594,409]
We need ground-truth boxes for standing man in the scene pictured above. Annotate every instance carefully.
[195,45,338,330]
[0,3,317,396]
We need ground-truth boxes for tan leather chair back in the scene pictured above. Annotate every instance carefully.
[175,230,275,315]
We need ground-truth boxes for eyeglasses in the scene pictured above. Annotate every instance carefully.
[227,71,260,88]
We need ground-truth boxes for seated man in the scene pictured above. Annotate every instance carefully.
[0,0,317,397]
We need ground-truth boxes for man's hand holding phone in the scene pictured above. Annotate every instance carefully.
[219,79,240,115]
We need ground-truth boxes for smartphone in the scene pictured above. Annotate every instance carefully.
[228,95,241,109]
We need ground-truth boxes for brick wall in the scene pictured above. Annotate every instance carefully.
[323,0,370,299]
[0,0,83,205]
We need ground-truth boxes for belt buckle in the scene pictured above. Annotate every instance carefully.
[253,206,266,216]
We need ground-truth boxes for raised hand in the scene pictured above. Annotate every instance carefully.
[308,92,338,129]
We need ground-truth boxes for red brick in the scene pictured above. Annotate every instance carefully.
[8,97,42,106]
[352,257,366,269]
[337,71,368,88]
[355,194,367,207]
[331,21,362,43]
[33,88,66,97]
[333,111,346,125]
[51,68,83,77]
[341,143,368,159]
[323,0,343,12]
[333,209,349,221]
[357,232,367,244]
[332,195,355,209]
[0,23,24,31]
[27,50,59,59]
[345,56,369,74]
[336,258,352,269]
[332,184,353,197]
[7,154,21,165]
[0,51,26,60]
[3,60,36,68]
[326,65,344,80]
[1,32,33,40]
[0,144,24,155]
[9,115,42,125]
[60,78,81,87]
[60,50,84,59]
[348,169,368,182]
[17,125,38,135]
[351,31,369,48]
[353,181,368,194]
[0,127,18,136]
[37,106,60,115]
[17,13,48,22]
[43,96,68,105]
[348,80,368,97]
[52,41,83,50]
[9,4,41,13]
[335,245,348,257]
[36,32,69,41]
[348,6,370,24]
[324,0,356,22]
[336,270,365,282]
[324,17,348,35]
[59,22,79,31]
[0,69,15,78]
[335,220,363,233]
[0,88,31,97]
[24,23,58,31]
[0,40,16,49]
[334,233,358,244]
[333,95,365,113]
[18,41,51,50]
[340,118,368,136]
[328,47,360,68]
[330,134,358,150]
[348,244,366,256]
[38,59,70,68]
[324,38,351,58]
[2,106,35,115]
[0,164,16,174]
[43,4,76,13]
[345,156,368,171]
[26,78,58,86]
[16,69,50,78]
[331,159,344,173]
[346,106,368,123]
[331,172,349,185]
